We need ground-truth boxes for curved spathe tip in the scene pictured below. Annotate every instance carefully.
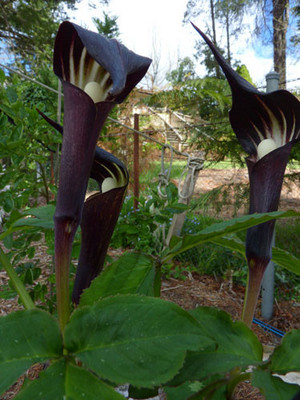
[192,23,300,157]
[191,22,258,95]
[53,21,152,104]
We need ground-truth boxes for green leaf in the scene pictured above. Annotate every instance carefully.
[270,330,300,374]
[79,252,156,306]
[252,369,300,400]
[15,359,126,400]
[0,205,55,240]
[212,236,300,275]
[0,68,5,84]
[66,363,126,400]
[13,204,55,229]
[186,376,228,400]
[65,295,214,388]
[0,247,35,310]
[14,359,66,400]
[164,381,201,400]
[164,210,299,261]
[3,194,14,213]
[6,87,18,103]
[0,309,62,395]
[169,307,262,384]
[165,203,189,214]
[272,247,300,275]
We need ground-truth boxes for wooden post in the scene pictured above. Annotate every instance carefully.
[133,113,139,210]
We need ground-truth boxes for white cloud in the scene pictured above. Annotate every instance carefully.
[68,0,300,91]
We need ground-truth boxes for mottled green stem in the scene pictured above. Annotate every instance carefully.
[0,246,35,310]
[242,258,268,327]
[55,218,76,332]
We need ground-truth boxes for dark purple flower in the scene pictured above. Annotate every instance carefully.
[192,23,300,325]
[49,21,151,328]
[53,21,151,226]
[72,147,129,303]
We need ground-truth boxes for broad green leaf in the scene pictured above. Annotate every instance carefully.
[212,236,300,275]
[252,369,300,400]
[65,295,214,388]
[15,359,125,400]
[6,87,18,103]
[12,204,55,229]
[164,210,299,261]
[169,307,262,385]
[0,309,62,395]
[14,359,66,400]
[0,205,55,240]
[186,376,228,400]
[272,247,300,275]
[269,330,300,374]
[66,363,126,399]
[164,381,202,400]
[79,252,156,306]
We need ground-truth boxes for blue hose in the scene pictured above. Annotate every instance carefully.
[253,318,285,337]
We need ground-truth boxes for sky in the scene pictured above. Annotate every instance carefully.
[68,0,300,90]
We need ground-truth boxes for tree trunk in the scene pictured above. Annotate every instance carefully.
[225,11,231,65]
[210,0,221,78]
[272,0,289,88]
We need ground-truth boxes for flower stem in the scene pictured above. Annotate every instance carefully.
[242,258,268,327]
[0,246,35,310]
[55,218,76,332]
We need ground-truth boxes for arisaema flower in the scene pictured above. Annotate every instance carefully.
[49,21,151,329]
[72,147,129,304]
[192,23,300,326]
[38,110,129,304]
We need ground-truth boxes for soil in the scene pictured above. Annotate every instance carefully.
[0,168,299,400]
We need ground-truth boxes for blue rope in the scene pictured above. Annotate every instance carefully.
[253,318,285,338]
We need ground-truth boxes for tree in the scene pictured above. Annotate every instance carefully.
[93,11,120,38]
[291,2,300,45]
[184,0,221,77]
[183,0,251,75]
[214,0,251,65]
[184,1,297,88]
[0,0,79,71]
[166,57,196,86]
[251,0,296,88]
[272,0,289,87]
[144,34,166,90]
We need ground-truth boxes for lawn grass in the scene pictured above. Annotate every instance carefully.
[139,159,239,186]
[139,160,186,186]
[139,159,300,186]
